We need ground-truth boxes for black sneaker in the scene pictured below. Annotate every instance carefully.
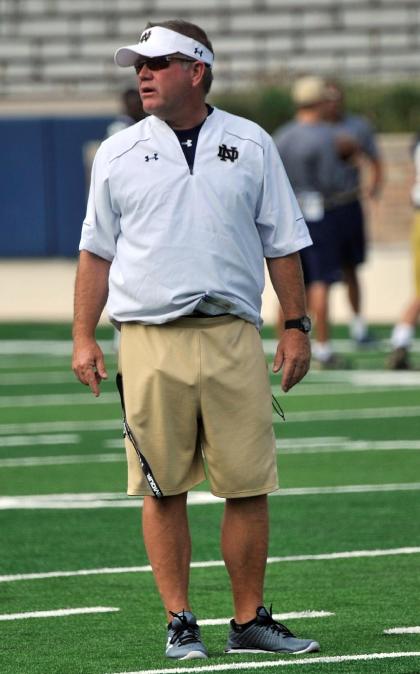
[166,610,208,660]
[387,347,411,370]
[225,605,320,655]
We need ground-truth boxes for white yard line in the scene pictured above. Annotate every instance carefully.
[384,627,420,634]
[276,439,420,454]
[0,392,118,408]
[200,612,334,626]
[263,338,420,355]
[0,433,79,448]
[0,453,124,468]
[1,547,419,583]
[273,384,420,397]
[0,385,417,408]
[111,651,420,674]
[0,340,114,356]
[0,371,78,385]
[0,606,119,621]
[0,419,121,435]
[2,483,420,510]
[274,406,420,424]
[1,404,420,437]
[1,370,419,390]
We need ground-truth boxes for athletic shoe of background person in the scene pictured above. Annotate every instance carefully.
[387,346,411,370]
[166,610,208,660]
[225,605,320,655]
[311,342,350,369]
[388,322,415,369]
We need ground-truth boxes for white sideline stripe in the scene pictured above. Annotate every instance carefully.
[112,652,420,674]
[200,612,334,626]
[278,378,420,397]
[1,369,419,390]
[0,371,77,385]
[0,419,121,435]
[0,340,114,356]
[263,337,420,355]
[1,384,418,409]
[385,627,420,634]
[0,392,118,408]
[0,433,79,448]
[274,406,420,424]
[272,483,420,496]
[0,453,124,468]
[2,483,420,510]
[0,606,119,621]
[1,337,419,356]
[1,547,419,583]
[276,438,420,454]
[1,405,419,437]
[10,440,420,468]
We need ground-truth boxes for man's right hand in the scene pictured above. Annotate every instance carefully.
[72,338,108,397]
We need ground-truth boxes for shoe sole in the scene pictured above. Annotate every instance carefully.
[167,651,208,660]
[225,641,320,655]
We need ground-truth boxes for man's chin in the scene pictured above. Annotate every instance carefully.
[141,99,163,117]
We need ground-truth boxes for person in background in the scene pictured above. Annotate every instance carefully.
[388,134,420,369]
[273,76,344,368]
[323,81,384,345]
[106,88,144,137]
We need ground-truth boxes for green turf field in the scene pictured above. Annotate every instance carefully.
[1,323,420,674]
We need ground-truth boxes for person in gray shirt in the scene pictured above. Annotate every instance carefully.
[273,76,345,367]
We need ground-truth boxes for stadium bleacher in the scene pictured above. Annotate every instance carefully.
[1,0,420,100]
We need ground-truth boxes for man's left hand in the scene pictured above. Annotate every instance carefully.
[272,330,311,392]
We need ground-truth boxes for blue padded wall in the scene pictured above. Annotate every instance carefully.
[0,116,113,257]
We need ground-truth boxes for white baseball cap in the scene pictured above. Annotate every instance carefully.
[114,26,214,68]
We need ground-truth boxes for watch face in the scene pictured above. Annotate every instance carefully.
[302,316,312,332]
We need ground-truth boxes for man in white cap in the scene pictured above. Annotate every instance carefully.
[72,19,319,660]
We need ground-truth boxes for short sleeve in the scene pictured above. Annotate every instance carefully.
[79,144,120,261]
[255,135,312,258]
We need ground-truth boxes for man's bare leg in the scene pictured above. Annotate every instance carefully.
[343,265,360,316]
[142,493,191,621]
[221,495,268,623]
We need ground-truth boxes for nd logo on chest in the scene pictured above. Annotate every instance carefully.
[218,144,239,163]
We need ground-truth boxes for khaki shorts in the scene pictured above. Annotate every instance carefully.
[118,315,278,498]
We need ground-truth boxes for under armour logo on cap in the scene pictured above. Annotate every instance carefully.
[194,47,203,57]
[139,30,151,43]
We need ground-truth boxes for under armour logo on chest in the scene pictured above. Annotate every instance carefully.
[218,144,239,163]
[181,140,193,147]
[145,153,159,162]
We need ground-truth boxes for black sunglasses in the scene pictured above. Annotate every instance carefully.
[134,56,195,74]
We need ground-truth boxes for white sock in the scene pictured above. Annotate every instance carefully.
[391,323,414,349]
[312,341,333,362]
[350,315,367,341]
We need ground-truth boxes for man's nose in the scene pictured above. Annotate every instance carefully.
[138,64,152,77]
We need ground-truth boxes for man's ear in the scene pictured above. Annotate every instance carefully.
[191,61,206,89]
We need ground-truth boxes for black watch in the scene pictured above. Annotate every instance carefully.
[284,315,312,333]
